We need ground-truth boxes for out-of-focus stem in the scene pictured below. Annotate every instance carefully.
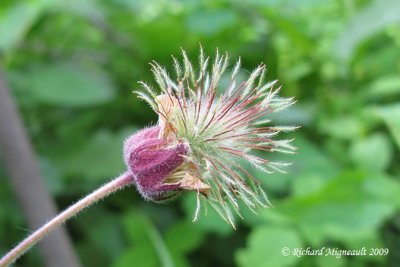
[0,70,81,267]
[0,172,133,267]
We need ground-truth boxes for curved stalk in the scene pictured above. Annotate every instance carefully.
[0,172,133,267]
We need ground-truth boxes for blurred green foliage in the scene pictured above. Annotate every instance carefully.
[1,0,399,266]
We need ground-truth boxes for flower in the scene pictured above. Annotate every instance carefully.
[124,126,209,202]
[127,48,297,227]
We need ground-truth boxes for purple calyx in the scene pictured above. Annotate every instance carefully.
[124,126,188,201]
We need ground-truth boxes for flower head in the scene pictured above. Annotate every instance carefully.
[129,48,297,226]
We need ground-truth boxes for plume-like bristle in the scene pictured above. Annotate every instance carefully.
[136,49,296,226]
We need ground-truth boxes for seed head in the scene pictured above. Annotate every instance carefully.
[129,48,297,227]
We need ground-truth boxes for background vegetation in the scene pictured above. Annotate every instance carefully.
[1,0,399,266]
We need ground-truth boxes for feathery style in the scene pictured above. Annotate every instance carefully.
[129,48,297,227]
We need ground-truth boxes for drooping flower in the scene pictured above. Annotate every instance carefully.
[124,126,209,202]
[126,48,297,227]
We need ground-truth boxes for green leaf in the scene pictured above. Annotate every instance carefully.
[165,221,205,267]
[38,156,63,195]
[374,104,400,149]
[350,133,392,172]
[77,209,124,265]
[238,0,332,9]
[318,116,363,140]
[236,225,303,267]
[165,221,204,254]
[113,246,158,267]
[315,254,345,267]
[50,0,104,20]
[364,174,400,208]
[25,63,115,107]
[55,128,135,180]
[335,0,400,59]
[123,212,154,247]
[250,135,339,194]
[181,194,233,236]
[264,171,397,246]
[283,61,312,82]
[186,9,237,36]
[113,211,174,267]
[265,11,313,52]
[131,16,185,58]
[291,136,339,178]
[367,75,400,98]
[292,174,326,197]
[0,1,46,52]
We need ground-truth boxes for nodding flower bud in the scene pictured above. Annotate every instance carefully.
[124,93,210,203]
[123,126,188,202]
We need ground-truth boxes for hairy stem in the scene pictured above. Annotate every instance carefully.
[0,172,133,267]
